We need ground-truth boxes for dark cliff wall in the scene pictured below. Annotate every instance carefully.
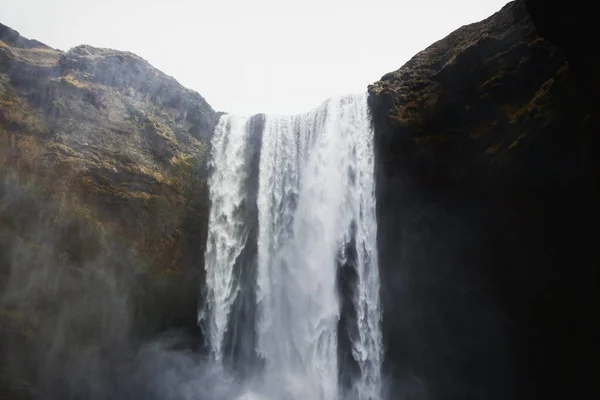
[524,0,600,109]
[0,23,219,398]
[369,1,598,399]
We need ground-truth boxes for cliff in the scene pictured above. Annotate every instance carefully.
[0,22,218,397]
[2,0,599,397]
[368,1,598,398]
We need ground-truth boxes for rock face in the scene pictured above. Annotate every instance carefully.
[524,0,599,106]
[369,1,598,399]
[0,23,219,397]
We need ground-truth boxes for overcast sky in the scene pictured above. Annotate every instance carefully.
[1,0,508,115]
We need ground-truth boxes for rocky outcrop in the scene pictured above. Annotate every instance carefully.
[0,23,50,50]
[0,23,218,397]
[369,1,598,399]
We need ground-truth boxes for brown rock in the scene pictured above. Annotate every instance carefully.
[0,22,218,396]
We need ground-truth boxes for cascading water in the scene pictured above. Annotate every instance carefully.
[257,101,339,399]
[202,93,382,400]
[338,95,382,400]
[202,115,252,361]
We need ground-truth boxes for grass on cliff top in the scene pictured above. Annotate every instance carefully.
[61,74,93,90]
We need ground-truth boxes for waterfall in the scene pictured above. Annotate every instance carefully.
[202,115,252,361]
[203,93,382,400]
[257,100,338,399]
[339,95,382,400]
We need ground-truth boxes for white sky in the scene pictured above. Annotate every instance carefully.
[1,0,508,115]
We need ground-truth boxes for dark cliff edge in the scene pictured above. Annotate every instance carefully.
[369,0,598,399]
[0,23,219,398]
